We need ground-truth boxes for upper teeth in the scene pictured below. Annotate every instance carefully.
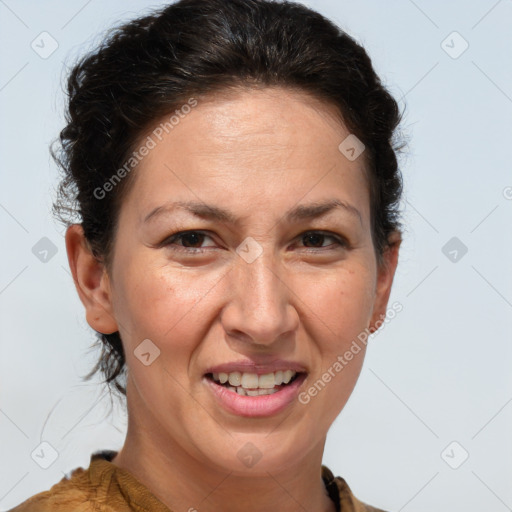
[212,370,297,389]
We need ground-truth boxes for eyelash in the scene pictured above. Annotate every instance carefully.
[162,230,348,254]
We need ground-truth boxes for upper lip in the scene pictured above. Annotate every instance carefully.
[204,359,308,376]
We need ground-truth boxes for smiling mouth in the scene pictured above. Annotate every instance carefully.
[205,371,305,396]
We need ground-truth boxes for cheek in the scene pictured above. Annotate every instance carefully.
[297,267,376,345]
[296,271,372,422]
[111,256,225,344]
[113,251,376,346]
[112,262,222,404]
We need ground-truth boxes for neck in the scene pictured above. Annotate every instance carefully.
[111,379,337,512]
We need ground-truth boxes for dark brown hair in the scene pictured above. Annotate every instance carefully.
[52,0,404,401]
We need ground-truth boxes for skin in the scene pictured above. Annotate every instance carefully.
[66,86,400,512]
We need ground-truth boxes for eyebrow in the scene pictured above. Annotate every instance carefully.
[143,198,362,226]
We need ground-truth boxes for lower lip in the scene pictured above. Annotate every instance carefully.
[204,373,307,418]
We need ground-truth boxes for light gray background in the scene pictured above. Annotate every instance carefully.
[1,1,511,510]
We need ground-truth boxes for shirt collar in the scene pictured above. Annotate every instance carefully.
[90,450,376,512]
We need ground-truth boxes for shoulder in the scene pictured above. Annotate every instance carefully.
[339,478,389,512]
[322,465,390,512]
[8,449,171,512]
[340,480,389,512]
[8,467,95,512]
[8,450,121,512]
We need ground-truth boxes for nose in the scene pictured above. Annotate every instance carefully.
[220,248,299,347]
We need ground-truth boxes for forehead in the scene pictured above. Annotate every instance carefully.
[123,86,370,223]
[174,86,350,161]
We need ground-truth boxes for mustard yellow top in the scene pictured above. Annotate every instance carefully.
[9,450,388,512]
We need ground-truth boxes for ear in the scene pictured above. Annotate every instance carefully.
[65,224,119,335]
[368,232,401,333]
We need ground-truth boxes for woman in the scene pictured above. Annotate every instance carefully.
[10,0,403,510]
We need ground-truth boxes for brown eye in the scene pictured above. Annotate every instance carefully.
[299,231,346,250]
[178,232,206,248]
[163,231,216,252]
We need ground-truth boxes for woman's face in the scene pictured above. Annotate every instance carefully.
[77,87,399,475]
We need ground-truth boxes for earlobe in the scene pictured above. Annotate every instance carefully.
[65,224,119,335]
[368,234,401,333]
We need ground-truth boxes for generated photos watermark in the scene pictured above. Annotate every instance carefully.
[298,301,403,405]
